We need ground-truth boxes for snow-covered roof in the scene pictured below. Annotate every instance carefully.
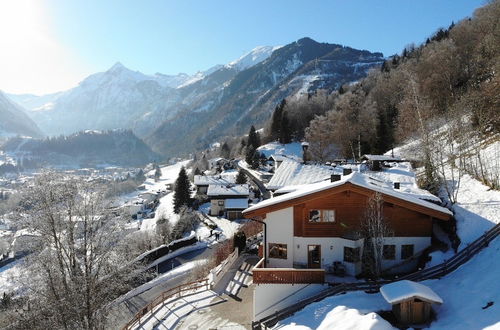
[270,155,287,162]
[194,175,232,186]
[207,184,249,197]
[257,142,303,162]
[380,280,443,305]
[361,154,401,161]
[225,198,249,209]
[267,159,339,190]
[244,172,452,216]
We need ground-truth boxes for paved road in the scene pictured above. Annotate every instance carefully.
[237,161,271,199]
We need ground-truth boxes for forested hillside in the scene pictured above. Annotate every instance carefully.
[1,130,158,168]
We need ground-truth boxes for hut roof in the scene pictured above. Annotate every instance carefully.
[380,280,443,305]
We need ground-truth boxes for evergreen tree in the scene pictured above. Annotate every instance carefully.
[220,142,230,159]
[247,126,260,150]
[235,169,247,184]
[194,167,201,176]
[270,99,286,140]
[279,112,292,144]
[136,169,146,182]
[173,167,191,214]
[245,146,255,165]
[154,166,162,182]
[251,150,261,169]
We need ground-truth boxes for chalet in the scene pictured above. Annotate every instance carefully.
[138,191,158,204]
[380,280,443,324]
[193,175,232,194]
[361,154,402,171]
[244,172,452,280]
[208,184,249,217]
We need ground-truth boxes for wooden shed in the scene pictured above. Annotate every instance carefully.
[380,280,443,325]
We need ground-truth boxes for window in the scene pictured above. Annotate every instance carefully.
[383,245,396,260]
[401,244,414,259]
[269,243,287,259]
[343,247,360,263]
[217,200,224,206]
[308,209,335,223]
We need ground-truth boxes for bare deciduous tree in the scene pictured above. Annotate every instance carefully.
[360,192,393,278]
[9,173,138,330]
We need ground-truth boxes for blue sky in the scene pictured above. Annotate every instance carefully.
[0,0,485,94]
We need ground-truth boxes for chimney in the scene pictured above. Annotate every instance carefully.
[301,141,310,164]
[331,174,341,182]
[394,182,400,189]
[343,168,352,176]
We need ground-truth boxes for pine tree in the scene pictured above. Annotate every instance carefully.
[251,150,261,169]
[220,142,230,159]
[279,112,292,144]
[247,126,260,150]
[173,167,191,214]
[270,99,286,140]
[136,169,146,182]
[245,146,255,165]
[235,169,247,184]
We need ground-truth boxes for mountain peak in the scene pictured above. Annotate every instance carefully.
[227,45,281,71]
[109,62,127,72]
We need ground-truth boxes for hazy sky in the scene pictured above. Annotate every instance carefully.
[0,0,485,95]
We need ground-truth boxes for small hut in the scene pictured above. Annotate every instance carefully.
[380,280,443,325]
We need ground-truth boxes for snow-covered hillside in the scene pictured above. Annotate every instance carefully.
[0,91,43,138]
[227,45,282,71]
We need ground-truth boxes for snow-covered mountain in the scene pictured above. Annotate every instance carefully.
[6,38,383,157]
[11,62,186,137]
[0,91,43,139]
[147,38,384,156]
[226,45,282,71]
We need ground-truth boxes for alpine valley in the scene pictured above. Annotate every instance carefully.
[6,37,384,158]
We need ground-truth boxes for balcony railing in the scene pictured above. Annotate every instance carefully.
[252,258,325,284]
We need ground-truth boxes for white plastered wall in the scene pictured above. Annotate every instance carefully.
[293,237,364,276]
[381,236,431,272]
[253,283,326,321]
[265,207,294,268]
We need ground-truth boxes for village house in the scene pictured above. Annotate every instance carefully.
[361,154,402,171]
[208,184,249,218]
[244,171,451,321]
[245,172,451,278]
[193,175,232,194]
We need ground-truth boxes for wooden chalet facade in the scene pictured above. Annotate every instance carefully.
[244,173,452,284]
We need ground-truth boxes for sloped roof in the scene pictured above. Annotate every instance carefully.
[207,184,249,197]
[244,172,452,219]
[380,280,443,304]
[361,154,402,162]
[266,159,340,190]
[194,175,232,186]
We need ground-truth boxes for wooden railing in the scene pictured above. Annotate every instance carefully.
[252,258,325,284]
[252,222,500,329]
[122,278,209,330]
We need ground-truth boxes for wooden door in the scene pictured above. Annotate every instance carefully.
[308,245,321,269]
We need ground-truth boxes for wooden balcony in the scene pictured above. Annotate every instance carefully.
[252,258,325,284]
